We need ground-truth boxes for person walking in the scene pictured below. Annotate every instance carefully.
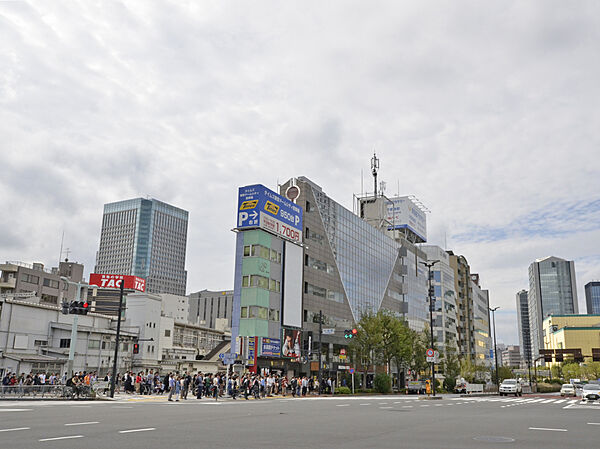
[195,372,203,399]
[168,374,176,401]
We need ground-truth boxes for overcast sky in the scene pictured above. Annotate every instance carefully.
[2,1,599,345]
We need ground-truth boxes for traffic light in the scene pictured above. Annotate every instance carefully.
[133,343,139,354]
[61,301,69,315]
[69,301,78,314]
[344,329,357,339]
[81,301,89,315]
[428,286,435,297]
[592,348,600,362]
[555,352,563,362]
[543,353,553,363]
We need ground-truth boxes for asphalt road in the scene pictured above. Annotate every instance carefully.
[1,395,599,448]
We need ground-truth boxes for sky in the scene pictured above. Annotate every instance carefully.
[1,1,599,346]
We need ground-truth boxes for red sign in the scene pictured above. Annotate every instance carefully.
[88,274,146,292]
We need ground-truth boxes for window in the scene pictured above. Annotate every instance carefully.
[34,340,47,347]
[243,246,251,257]
[269,309,280,321]
[88,340,100,350]
[43,278,60,289]
[242,276,250,287]
[306,201,311,212]
[269,279,281,292]
[41,294,58,304]
[250,275,269,289]
[241,306,248,318]
[21,273,40,284]
[165,329,171,337]
[249,306,268,319]
[270,249,281,264]
[60,338,70,348]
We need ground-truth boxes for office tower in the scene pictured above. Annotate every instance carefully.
[95,198,188,295]
[516,289,532,368]
[585,281,600,314]
[528,256,578,359]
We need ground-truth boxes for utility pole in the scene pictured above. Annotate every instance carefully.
[62,278,83,376]
[420,260,439,397]
[371,153,379,196]
[110,280,125,398]
[489,306,500,391]
[318,310,323,395]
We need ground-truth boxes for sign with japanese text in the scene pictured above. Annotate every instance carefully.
[89,274,146,292]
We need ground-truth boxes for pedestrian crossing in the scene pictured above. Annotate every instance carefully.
[450,396,599,409]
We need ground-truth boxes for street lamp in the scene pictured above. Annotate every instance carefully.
[420,260,439,397]
[489,306,500,392]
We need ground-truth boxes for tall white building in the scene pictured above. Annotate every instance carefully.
[528,256,578,360]
[95,198,189,295]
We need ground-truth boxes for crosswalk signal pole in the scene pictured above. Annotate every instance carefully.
[110,280,125,398]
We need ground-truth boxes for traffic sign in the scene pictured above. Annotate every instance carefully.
[350,368,355,374]
[322,328,335,335]
[426,348,434,358]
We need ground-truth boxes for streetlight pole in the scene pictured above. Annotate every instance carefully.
[489,306,500,392]
[420,260,439,397]
[109,280,125,398]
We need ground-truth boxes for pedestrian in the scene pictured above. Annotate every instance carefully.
[195,372,203,399]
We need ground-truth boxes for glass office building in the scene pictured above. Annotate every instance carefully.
[516,289,532,367]
[528,256,578,359]
[585,281,600,314]
[95,198,188,295]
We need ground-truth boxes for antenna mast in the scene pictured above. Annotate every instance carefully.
[371,152,379,196]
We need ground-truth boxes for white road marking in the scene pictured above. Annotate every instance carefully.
[554,400,566,404]
[378,402,388,405]
[71,405,92,408]
[0,427,30,433]
[587,423,600,425]
[393,401,403,404]
[359,403,370,406]
[65,422,99,426]
[540,399,556,404]
[336,404,350,407]
[39,435,84,442]
[402,405,413,408]
[529,427,567,432]
[119,428,156,434]
[112,406,134,409]
[0,409,32,412]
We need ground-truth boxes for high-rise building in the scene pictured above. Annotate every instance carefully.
[585,281,600,314]
[421,245,459,357]
[471,273,492,365]
[516,289,532,368]
[528,256,578,360]
[448,252,474,359]
[95,198,188,296]
[501,345,521,367]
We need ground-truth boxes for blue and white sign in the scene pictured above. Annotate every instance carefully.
[237,184,303,243]
[261,337,281,357]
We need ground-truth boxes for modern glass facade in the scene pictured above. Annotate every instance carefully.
[95,198,188,295]
[528,256,578,359]
[585,281,600,314]
[516,289,532,367]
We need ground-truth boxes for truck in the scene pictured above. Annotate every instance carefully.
[406,380,426,394]
[454,379,484,394]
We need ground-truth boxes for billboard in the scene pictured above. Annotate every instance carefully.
[89,274,146,292]
[385,196,427,242]
[281,329,302,358]
[282,240,303,328]
[236,184,303,243]
[261,338,281,357]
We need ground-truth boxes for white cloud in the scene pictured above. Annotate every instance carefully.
[1,1,599,346]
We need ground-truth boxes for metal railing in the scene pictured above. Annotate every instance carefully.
[0,385,93,399]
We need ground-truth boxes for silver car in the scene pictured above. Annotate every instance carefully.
[560,383,576,397]
[582,383,600,402]
[499,379,522,396]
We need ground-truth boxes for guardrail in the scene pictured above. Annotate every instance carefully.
[0,385,93,399]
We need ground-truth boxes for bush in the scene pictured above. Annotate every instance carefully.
[444,377,456,392]
[335,386,351,395]
[374,373,392,394]
[536,382,561,393]
[356,388,375,394]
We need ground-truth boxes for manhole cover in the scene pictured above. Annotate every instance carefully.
[473,436,515,443]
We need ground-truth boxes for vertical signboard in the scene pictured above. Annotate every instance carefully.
[236,184,303,244]
[282,240,303,328]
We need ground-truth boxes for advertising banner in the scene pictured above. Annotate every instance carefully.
[89,273,146,292]
[385,196,427,242]
[281,329,302,358]
[247,337,256,366]
[261,338,281,357]
[236,184,303,243]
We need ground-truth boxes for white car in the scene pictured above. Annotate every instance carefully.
[560,383,576,397]
[499,379,522,396]
[582,384,600,402]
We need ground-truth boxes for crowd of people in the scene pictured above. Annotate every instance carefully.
[2,369,337,399]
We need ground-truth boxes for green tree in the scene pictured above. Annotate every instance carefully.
[492,366,514,384]
[349,311,383,388]
[583,362,600,380]
[441,346,460,391]
[551,364,563,380]
[561,362,581,381]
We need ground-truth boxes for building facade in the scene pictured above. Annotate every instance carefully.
[0,261,84,305]
[516,289,532,368]
[448,253,475,359]
[501,345,521,367]
[585,281,600,314]
[542,314,600,367]
[471,274,492,365]
[95,198,189,296]
[421,245,459,357]
[528,256,578,360]
[188,289,234,331]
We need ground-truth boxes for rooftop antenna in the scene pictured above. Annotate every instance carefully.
[58,230,65,266]
[371,152,379,196]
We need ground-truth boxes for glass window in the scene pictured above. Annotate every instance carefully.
[242,276,250,287]
[241,307,248,318]
[88,340,100,350]
[243,246,251,257]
